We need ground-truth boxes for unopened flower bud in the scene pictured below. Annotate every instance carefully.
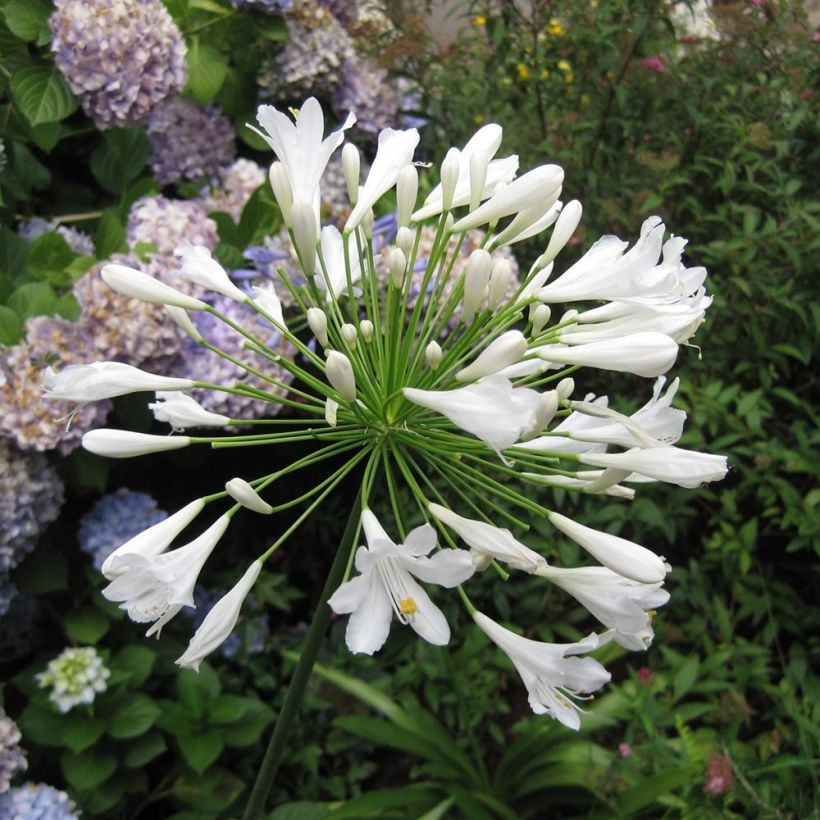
[487,258,512,310]
[102,264,207,311]
[540,199,582,265]
[269,161,293,227]
[444,213,455,234]
[556,377,575,401]
[559,309,579,325]
[165,306,203,342]
[225,478,273,515]
[325,351,356,402]
[425,341,443,370]
[535,390,559,431]
[307,307,329,348]
[462,249,492,321]
[469,148,490,211]
[83,429,191,458]
[456,330,527,382]
[342,143,360,205]
[397,164,418,229]
[359,319,374,343]
[291,199,317,275]
[341,322,358,350]
[531,304,551,334]
[396,226,415,258]
[387,247,406,288]
[325,397,339,427]
[361,207,374,239]
[440,147,460,211]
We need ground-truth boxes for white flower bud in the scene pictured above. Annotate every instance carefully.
[533,390,559,432]
[269,161,293,227]
[531,304,551,334]
[325,351,356,402]
[82,429,191,459]
[165,306,203,342]
[341,143,360,205]
[325,397,339,427]
[102,264,207,311]
[440,147,460,211]
[341,322,358,350]
[291,199,318,275]
[149,392,230,431]
[461,249,492,321]
[387,247,406,288]
[456,330,528,382]
[44,362,194,403]
[560,309,579,324]
[174,242,247,302]
[425,341,442,369]
[469,147,490,211]
[444,213,455,234]
[225,478,273,515]
[556,377,575,401]
[361,208,374,239]
[487,258,512,310]
[540,199,583,265]
[359,319,374,343]
[307,307,329,348]
[396,164,419,229]
[396,226,415,258]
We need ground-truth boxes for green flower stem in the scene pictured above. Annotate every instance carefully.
[518,364,581,389]
[244,462,375,820]
[382,449,407,539]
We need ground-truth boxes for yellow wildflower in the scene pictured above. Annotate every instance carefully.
[517,63,531,81]
[472,15,487,26]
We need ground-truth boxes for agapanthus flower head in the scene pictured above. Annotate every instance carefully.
[78,489,168,571]
[49,0,187,128]
[148,98,236,185]
[0,709,27,794]
[0,782,78,819]
[36,647,110,713]
[72,98,726,727]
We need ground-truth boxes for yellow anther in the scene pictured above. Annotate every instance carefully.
[398,597,418,616]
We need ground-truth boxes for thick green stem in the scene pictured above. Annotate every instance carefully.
[242,480,367,818]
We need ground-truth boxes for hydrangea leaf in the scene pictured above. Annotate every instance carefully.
[10,63,79,126]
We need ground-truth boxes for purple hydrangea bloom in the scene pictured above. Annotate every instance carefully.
[49,0,187,129]
[0,709,26,794]
[78,489,167,571]
[231,0,292,11]
[148,98,236,185]
[332,57,403,138]
[0,783,78,819]
[0,441,64,610]
[201,159,266,223]
[126,196,219,258]
[17,217,94,257]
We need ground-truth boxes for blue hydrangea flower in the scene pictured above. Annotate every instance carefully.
[78,488,167,571]
[0,783,78,819]
[0,709,26,794]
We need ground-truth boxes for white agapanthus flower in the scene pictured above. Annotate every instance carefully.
[328,510,474,655]
[66,96,726,733]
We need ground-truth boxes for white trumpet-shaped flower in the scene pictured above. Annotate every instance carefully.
[455,331,528,382]
[44,362,194,403]
[474,612,610,729]
[250,97,355,221]
[328,510,475,655]
[82,429,191,458]
[102,514,230,637]
[251,283,286,329]
[174,242,247,302]
[149,392,231,432]
[101,263,207,310]
[536,565,669,651]
[429,504,546,572]
[404,375,542,452]
[580,446,728,489]
[101,498,205,580]
[176,560,262,671]
[345,127,420,233]
[317,225,362,301]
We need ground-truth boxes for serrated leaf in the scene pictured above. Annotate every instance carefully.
[61,749,117,791]
[107,694,161,739]
[18,703,65,748]
[8,281,56,318]
[0,306,22,344]
[220,700,273,747]
[64,608,110,644]
[177,730,223,774]
[2,0,52,43]
[62,715,106,754]
[90,128,150,195]
[185,40,228,104]
[95,209,127,259]
[55,292,81,321]
[11,63,79,126]
[112,645,156,687]
[26,232,77,284]
[0,225,30,277]
[177,665,220,718]
[124,732,167,768]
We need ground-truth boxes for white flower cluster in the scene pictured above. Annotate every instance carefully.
[48,97,727,728]
[36,647,110,714]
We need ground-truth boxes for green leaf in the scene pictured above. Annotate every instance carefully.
[185,40,228,104]
[18,703,66,748]
[255,15,286,42]
[173,766,244,812]
[107,694,161,739]
[65,608,110,644]
[673,655,700,701]
[8,281,57,318]
[2,0,52,43]
[26,232,77,284]
[124,732,167,768]
[55,292,81,321]
[10,63,79,126]
[112,645,157,687]
[0,225,30,277]
[269,803,330,820]
[58,448,110,493]
[177,730,223,774]
[62,715,106,754]
[206,694,252,724]
[94,209,127,259]
[616,765,697,813]
[220,699,273,747]
[13,544,68,594]
[61,749,118,791]
[90,128,150,195]
[0,306,22,344]
[237,183,278,245]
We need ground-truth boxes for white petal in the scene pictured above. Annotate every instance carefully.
[345,576,393,655]
[401,549,475,587]
[328,572,372,615]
